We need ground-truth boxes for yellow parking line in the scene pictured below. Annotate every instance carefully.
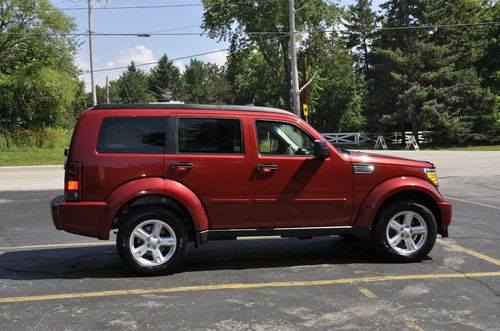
[1,271,499,304]
[358,287,377,299]
[446,196,500,210]
[0,242,114,251]
[437,239,500,266]
[358,287,424,331]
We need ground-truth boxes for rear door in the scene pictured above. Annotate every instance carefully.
[250,117,353,228]
[164,114,254,229]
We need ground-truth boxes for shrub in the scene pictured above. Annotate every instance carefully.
[0,128,70,149]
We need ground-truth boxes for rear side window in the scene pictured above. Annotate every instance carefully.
[178,118,243,154]
[97,117,166,154]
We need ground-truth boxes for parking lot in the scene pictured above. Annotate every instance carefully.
[0,151,499,330]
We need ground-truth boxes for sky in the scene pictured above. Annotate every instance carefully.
[51,0,383,91]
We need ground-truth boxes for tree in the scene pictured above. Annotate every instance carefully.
[148,54,182,101]
[110,62,155,103]
[0,0,76,74]
[365,0,498,145]
[305,31,364,132]
[344,0,376,77]
[85,85,108,106]
[181,59,230,104]
[201,0,339,111]
[0,0,80,131]
[225,47,282,107]
[9,65,77,129]
[476,1,500,96]
[421,0,499,143]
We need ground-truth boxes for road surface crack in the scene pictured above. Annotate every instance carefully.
[431,259,499,298]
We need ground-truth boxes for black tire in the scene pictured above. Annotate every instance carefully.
[372,200,437,262]
[117,207,188,276]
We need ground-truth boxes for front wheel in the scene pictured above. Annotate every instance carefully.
[372,200,437,262]
[117,207,188,276]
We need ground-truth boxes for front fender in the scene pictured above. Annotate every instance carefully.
[100,177,209,239]
[353,176,444,229]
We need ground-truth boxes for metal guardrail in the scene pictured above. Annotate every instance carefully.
[321,131,433,146]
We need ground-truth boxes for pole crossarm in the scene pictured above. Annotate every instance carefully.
[298,72,316,94]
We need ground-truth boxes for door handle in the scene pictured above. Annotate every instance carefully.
[256,164,278,173]
[170,162,193,170]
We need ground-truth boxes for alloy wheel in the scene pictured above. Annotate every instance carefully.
[385,211,428,256]
[129,219,177,267]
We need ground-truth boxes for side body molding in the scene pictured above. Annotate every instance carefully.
[353,176,444,229]
[100,177,209,239]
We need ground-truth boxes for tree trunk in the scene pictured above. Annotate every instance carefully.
[362,37,369,76]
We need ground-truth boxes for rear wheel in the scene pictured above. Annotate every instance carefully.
[372,200,437,262]
[117,207,188,275]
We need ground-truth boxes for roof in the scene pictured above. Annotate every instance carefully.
[92,103,295,116]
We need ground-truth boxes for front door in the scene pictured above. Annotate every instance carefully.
[251,118,353,228]
[165,115,254,229]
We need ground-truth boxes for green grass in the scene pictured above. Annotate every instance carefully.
[0,128,71,166]
[0,147,67,166]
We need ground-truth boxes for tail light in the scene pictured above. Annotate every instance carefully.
[65,161,82,201]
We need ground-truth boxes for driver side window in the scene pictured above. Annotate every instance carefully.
[256,121,314,156]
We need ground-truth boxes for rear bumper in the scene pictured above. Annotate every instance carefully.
[50,195,108,239]
[438,200,452,237]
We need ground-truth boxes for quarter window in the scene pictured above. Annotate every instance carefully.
[97,117,166,154]
[256,121,314,156]
[178,118,243,154]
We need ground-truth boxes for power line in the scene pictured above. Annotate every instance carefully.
[78,34,291,76]
[46,0,286,11]
[333,21,500,33]
[93,24,202,35]
[146,24,202,34]
[2,31,287,36]
[79,48,230,75]
[51,3,202,10]
[4,21,498,37]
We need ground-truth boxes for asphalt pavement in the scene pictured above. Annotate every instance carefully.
[0,151,499,330]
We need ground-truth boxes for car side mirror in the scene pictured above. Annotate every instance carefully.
[313,140,330,158]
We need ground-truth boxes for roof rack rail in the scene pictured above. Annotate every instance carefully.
[91,103,295,116]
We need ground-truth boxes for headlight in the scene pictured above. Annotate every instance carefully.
[424,168,438,186]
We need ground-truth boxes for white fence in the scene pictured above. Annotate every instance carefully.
[321,131,433,146]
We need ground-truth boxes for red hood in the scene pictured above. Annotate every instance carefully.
[348,151,433,168]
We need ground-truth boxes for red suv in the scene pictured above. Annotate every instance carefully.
[51,104,451,275]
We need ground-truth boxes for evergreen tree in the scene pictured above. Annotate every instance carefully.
[365,0,498,144]
[110,62,155,103]
[421,0,498,143]
[365,0,424,141]
[476,1,500,96]
[148,54,182,101]
[344,0,376,76]
[181,59,231,104]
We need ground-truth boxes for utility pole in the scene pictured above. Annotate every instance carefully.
[302,56,308,122]
[105,76,110,104]
[288,0,300,116]
[88,0,97,106]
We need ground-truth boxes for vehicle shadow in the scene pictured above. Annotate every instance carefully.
[0,237,406,280]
